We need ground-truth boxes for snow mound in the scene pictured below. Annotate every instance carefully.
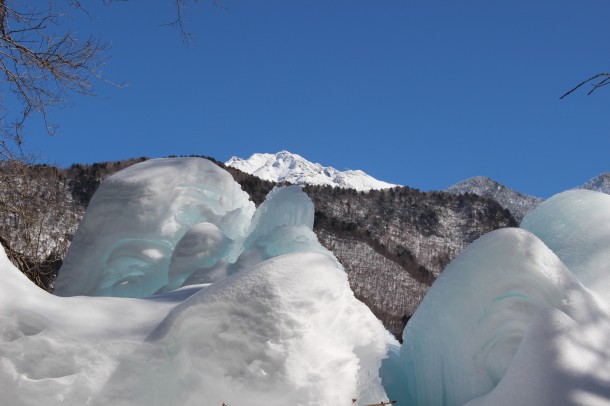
[226,150,397,191]
[95,253,389,406]
[1,157,391,405]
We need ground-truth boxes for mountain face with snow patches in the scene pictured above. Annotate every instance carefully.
[581,172,610,194]
[226,151,397,192]
[444,173,610,224]
[445,176,543,223]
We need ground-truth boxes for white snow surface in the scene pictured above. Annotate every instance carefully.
[5,157,610,406]
[1,158,391,405]
[226,150,397,191]
[382,189,610,406]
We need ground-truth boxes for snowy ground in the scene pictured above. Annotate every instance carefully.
[1,158,610,405]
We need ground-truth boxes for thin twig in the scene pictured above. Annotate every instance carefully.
[560,72,610,99]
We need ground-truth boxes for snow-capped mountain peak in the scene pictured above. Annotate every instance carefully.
[225,151,397,191]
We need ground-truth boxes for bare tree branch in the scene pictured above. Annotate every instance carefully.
[0,0,223,287]
[560,72,610,99]
[0,1,108,139]
[170,0,225,43]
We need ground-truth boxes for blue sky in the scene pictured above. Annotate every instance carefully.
[24,0,610,198]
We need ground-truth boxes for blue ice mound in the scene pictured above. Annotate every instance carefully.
[166,222,234,288]
[54,159,339,299]
[230,185,332,274]
[384,189,610,406]
[521,189,610,300]
[383,228,577,405]
[54,157,256,297]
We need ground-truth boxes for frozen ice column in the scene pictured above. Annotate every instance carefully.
[228,185,337,274]
[382,228,581,406]
[54,158,255,298]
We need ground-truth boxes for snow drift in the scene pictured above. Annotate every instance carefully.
[0,158,390,405]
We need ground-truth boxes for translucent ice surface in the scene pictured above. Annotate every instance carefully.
[521,189,610,300]
[54,158,255,297]
[230,185,333,274]
[54,159,339,299]
[384,189,610,406]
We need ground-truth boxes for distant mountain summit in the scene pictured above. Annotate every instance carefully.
[581,173,610,194]
[225,151,397,192]
[445,176,543,223]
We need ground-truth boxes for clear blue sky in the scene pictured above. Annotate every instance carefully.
[24,0,610,198]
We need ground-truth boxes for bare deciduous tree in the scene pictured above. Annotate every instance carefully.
[0,157,81,290]
[0,0,223,149]
[0,1,106,284]
[0,0,107,149]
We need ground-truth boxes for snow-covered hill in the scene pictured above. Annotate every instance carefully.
[445,176,543,223]
[226,151,397,191]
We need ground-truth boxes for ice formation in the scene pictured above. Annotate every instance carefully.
[383,189,610,406]
[1,158,391,405]
[54,158,256,297]
[521,189,610,301]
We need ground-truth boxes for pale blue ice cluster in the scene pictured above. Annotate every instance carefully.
[54,158,330,298]
[382,189,610,406]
